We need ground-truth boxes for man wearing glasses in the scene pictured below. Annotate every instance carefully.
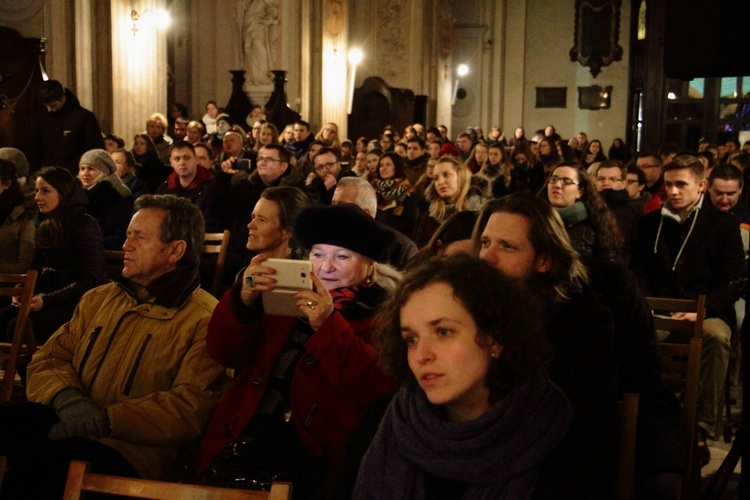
[305,146,356,205]
[222,145,304,280]
[636,151,668,213]
[594,160,642,254]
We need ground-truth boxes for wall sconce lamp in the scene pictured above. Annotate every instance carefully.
[347,48,363,114]
[131,9,171,36]
[452,64,469,105]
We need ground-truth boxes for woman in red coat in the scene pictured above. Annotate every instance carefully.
[197,204,399,497]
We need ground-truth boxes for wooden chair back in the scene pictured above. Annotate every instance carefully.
[616,393,639,500]
[647,295,705,339]
[203,230,230,297]
[0,271,38,402]
[104,250,125,281]
[646,295,705,499]
[62,461,292,499]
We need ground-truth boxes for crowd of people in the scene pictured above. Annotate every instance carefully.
[0,78,748,498]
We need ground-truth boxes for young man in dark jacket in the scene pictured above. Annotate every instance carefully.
[632,155,745,448]
[29,80,104,175]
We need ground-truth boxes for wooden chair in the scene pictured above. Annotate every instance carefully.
[0,271,38,403]
[203,230,230,297]
[646,295,705,499]
[616,393,639,500]
[104,250,125,281]
[62,460,292,500]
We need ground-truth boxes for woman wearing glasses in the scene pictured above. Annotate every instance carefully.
[541,162,624,264]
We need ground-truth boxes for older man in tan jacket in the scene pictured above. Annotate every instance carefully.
[0,194,229,498]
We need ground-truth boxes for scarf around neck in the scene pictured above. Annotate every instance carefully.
[556,201,588,226]
[353,365,571,499]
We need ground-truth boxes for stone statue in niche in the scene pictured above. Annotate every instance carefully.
[239,0,279,86]
[325,0,344,36]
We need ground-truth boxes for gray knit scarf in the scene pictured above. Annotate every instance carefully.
[353,366,572,499]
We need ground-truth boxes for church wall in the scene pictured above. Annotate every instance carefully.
[522,0,631,146]
[449,0,631,148]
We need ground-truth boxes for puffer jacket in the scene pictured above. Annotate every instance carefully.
[26,267,230,481]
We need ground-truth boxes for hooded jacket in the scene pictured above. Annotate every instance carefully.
[632,195,745,327]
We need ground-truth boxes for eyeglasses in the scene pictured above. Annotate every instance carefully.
[314,161,338,172]
[639,163,661,170]
[626,179,639,184]
[596,176,622,183]
[548,176,578,187]
[257,156,281,164]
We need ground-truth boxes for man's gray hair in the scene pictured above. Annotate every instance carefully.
[337,177,377,217]
[134,194,205,267]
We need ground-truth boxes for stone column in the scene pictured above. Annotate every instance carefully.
[110,0,168,141]
[319,0,349,139]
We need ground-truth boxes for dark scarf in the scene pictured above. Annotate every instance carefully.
[556,201,588,227]
[329,280,375,312]
[353,366,571,499]
[481,162,502,180]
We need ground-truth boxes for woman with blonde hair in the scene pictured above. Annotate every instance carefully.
[144,112,173,166]
[186,120,205,145]
[198,204,399,496]
[253,122,280,153]
[467,142,489,174]
[315,122,341,151]
[279,124,294,146]
[413,155,487,247]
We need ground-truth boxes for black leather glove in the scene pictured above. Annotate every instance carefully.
[48,388,111,439]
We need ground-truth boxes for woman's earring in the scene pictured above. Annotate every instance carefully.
[490,350,499,359]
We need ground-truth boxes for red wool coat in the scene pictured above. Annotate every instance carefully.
[197,285,394,476]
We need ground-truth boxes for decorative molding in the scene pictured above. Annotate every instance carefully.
[378,0,408,84]
[570,0,623,78]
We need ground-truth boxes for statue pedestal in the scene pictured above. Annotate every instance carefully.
[245,86,274,112]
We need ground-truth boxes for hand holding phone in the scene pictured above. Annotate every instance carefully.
[260,259,313,317]
[240,254,278,306]
[294,273,334,330]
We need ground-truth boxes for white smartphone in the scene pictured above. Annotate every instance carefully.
[260,259,313,317]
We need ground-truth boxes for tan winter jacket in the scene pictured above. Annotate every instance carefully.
[26,272,230,480]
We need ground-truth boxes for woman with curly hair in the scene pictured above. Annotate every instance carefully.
[413,156,487,247]
[541,162,624,264]
[372,152,417,237]
[350,254,571,498]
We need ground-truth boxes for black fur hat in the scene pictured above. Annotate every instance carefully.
[294,204,389,262]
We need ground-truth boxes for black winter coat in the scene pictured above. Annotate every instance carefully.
[632,196,745,327]
[534,281,619,499]
[85,180,134,250]
[29,90,104,173]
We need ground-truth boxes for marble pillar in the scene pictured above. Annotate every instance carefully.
[319,0,349,139]
[110,0,168,141]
